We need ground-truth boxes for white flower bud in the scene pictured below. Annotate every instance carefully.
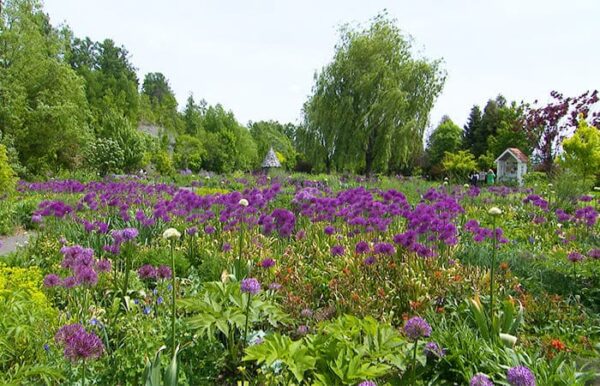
[239,198,249,207]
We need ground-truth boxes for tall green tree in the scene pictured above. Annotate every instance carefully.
[0,0,92,175]
[426,116,462,172]
[141,72,182,132]
[560,115,600,182]
[182,94,205,136]
[302,14,445,175]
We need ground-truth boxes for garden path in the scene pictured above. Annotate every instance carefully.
[0,231,32,256]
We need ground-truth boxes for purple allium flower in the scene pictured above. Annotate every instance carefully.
[324,225,335,235]
[187,226,199,236]
[268,282,282,291]
[203,225,215,235]
[567,251,584,263]
[507,366,536,386]
[222,242,232,252]
[355,241,370,254]
[55,323,104,362]
[143,306,152,315]
[358,382,377,386]
[241,278,261,295]
[363,255,376,265]
[75,265,98,286]
[331,245,345,256]
[403,316,432,341]
[157,265,172,279]
[138,264,157,280]
[470,373,494,386]
[157,296,163,305]
[300,308,313,318]
[43,274,61,287]
[62,276,78,289]
[31,214,43,224]
[297,325,309,335]
[589,249,600,259]
[96,259,112,273]
[424,341,446,358]
[373,242,396,255]
[260,258,276,269]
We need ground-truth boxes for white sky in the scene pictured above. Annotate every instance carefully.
[44,0,599,130]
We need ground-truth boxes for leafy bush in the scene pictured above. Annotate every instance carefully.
[0,144,17,195]
[245,315,410,385]
[0,264,62,384]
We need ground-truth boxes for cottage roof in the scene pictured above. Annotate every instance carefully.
[495,148,529,164]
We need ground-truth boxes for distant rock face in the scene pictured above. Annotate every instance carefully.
[262,147,281,168]
[137,123,162,137]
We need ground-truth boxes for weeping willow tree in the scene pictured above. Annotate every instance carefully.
[302,13,445,175]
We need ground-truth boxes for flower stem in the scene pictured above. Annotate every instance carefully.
[82,359,86,386]
[170,241,177,358]
[236,222,245,279]
[411,338,419,382]
[490,217,497,338]
[243,293,252,350]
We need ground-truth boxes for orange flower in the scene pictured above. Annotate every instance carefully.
[500,262,509,271]
[453,274,462,282]
[434,271,442,279]
[351,292,360,302]
[436,306,445,314]
[550,339,565,351]
[377,287,386,298]
[342,267,350,275]
[410,300,422,310]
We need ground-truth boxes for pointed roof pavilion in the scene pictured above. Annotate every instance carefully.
[261,147,281,168]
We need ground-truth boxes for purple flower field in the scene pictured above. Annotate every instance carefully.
[1,174,598,384]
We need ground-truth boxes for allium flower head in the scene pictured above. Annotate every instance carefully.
[162,228,181,240]
[138,264,157,279]
[300,308,313,318]
[424,341,446,358]
[403,316,432,341]
[488,207,502,216]
[55,323,104,362]
[239,198,249,207]
[96,259,112,273]
[43,274,61,287]
[567,251,584,263]
[470,373,494,386]
[507,366,536,386]
[260,258,276,269]
[241,278,261,295]
[331,245,345,256]
[157,265,172,279]
[358,382,377,386]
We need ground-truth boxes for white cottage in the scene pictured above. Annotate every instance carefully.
[495,148,528,185]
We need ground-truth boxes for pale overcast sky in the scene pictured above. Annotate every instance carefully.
[44,0,599,130]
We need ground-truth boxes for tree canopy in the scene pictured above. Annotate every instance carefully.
[302,14,445,175]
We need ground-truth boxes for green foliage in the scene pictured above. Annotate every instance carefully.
[0,264,62,384]
[142,345,180,386]
[442,150,477,181]
[462,96,526,161]
[302,13,445,174]
[0,0,92,175]
[87,137,125,176]
[180,281,288,340]
[141,72,182,133]
[173,134,205,172]
[560,116,600,183]
[426,116,462,175]
[244,315,408,385]
[0,144,17,194]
